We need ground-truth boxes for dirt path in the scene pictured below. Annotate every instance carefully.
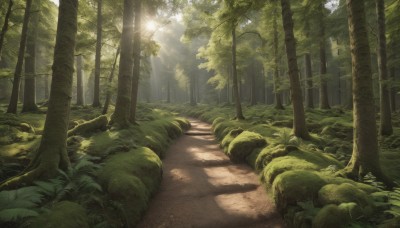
[138,119,284,228]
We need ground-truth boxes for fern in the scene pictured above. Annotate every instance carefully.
[273,129,302,147]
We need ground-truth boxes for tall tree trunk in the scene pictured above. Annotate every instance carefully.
[1,0,78,189]
[273,5,284,110]
[305,54,314,108]
[390,67,396,112]
[250,66,256,106]
[0,0,13,61]
[7,0,33,114]
[376,0,393,136]
[92,0,102,107]
[22,4,40,113]
[44,74,49,100]
[190,73,196,106]
[111,0,134,127]
[319,2,330,109]
[129,0,142,123]
[76,55,84,106]
[102,47,120,114]
[231,22,244,119]
[344,0,393,187]
[280,0,309,139]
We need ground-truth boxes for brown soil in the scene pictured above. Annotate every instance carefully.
[137,119,284,228]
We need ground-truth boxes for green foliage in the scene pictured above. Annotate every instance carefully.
[227,130,267,162]
[273,129,302,147]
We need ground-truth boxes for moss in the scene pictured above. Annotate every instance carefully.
[338,202,364,220]
[27,201,89,228]
[318,183,374,216]
[174,117,191,131]
[99,147,162,194]
[98,147,162,227]
[227,131,267,162]
[272,170,326,212]
[260,148,343,184]
[312,204,349,228]
[245,148,261,169]
[221,128,243,152]
[256,145,288,171]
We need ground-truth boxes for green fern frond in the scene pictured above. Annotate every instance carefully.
[0,208,39,222]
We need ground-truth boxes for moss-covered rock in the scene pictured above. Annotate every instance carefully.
[318,183,373,208]
[272,170,326,212]
[98,147,162,227]
[312,204,349,228]
[27,201,89,228]
[221,128,243,152]
[227,131,267,162]
[255,145,289,171]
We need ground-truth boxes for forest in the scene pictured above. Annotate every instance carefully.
[0,0,400,227]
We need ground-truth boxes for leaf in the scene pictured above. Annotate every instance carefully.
[0,208,39,222]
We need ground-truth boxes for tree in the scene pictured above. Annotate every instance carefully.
[318,1,330,109]
[93,0,102,107]
[102,46,120,114]
[343,0,393,187]
[231,18,244,120]
[1,0,79,189]
[272,3,284,110]
[111,0,134,127]
[76,55,84,106]
[22,1,41,112]
[375,0,393,136]
[7,0,33,114]
[129,0,142,123]
[0,0,13,61]
[280,0,309,139]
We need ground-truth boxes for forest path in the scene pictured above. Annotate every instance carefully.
[137,118,284,228]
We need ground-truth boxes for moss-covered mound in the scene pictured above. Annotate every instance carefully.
[27,201,89,228]
[226,131,267,163]
[98,147,162,226]
[272,170,326,212]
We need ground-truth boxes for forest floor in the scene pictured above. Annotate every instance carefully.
[138,118,283,228]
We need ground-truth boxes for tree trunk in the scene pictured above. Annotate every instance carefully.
[111,0,134,127]
[344,0,393,187]
[92,0,102,107]
[280,0,309,139]
[0,0,13,61]
[102,47,120,114]
[1,0,78,189]
[273,5,284,110]
[44,74,49,100]
[319,2,330,109]
[166,78,170,103]
[376,0,393,136]
[7,0,33,114]
[190,73,196,106]
[250,66,256,106]
[305,54,314,109]
[231,22,244,119]
[129,0,142,123]
[76,55,84,106]
[22,5,40,113]
[390,67,396,112]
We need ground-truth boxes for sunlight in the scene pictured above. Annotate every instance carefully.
[146,20,157,32]
[50,0,59,6]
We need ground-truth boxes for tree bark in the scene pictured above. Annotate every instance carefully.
[102,47,120,115]
[1,0,78,189]
[250,65,256,106]
[92,0,102,107]
[129,0,142,123]
[375,0,393,136]
[76,55,84,106]
[190,73,196,106]
[7,0,33,114]
[273,4,284,110]
[280,0,309,139]
[111,0,134,127]
[344,0,394,187]
[319,2,330,109]
[22,5,40,113]
[231,22,245,119]
[390,67,396,112]
[0,0,13,61]
[304,54,314,109]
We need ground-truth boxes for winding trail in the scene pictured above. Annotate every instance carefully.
[138,119,284,228]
